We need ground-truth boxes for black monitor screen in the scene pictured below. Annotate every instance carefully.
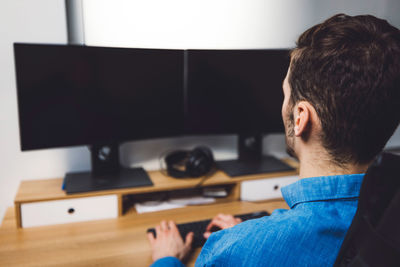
[186,49,290,135]
[14,44,184,150]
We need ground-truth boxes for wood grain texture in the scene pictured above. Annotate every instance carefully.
[0,200,288,267]
[14,158,298,228]
[15,158,298,204]
[13,203,21,228]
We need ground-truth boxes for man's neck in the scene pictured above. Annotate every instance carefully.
[298,151,370,179]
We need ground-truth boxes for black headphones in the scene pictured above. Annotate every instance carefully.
[164,146,215,178]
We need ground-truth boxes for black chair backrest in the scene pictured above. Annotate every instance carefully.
[334,152,400,267]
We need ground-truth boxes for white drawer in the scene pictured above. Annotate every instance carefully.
[21,195,118,228]
[240,175,299,201]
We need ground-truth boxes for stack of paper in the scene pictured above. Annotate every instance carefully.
[135,196,216,214]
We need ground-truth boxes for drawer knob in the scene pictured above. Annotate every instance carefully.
[273,185,279,191]
[68,208,75,214]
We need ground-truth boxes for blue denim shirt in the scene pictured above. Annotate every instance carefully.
[150,174,364,267]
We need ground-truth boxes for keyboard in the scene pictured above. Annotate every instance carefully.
[147,210,269,248]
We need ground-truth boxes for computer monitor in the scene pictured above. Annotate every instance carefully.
[186,49,288,135]
[14,45,294,190]
[14,43,184,193]
[186,49,294,176]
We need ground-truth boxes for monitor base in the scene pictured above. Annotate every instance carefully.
[64,167,153,194]
[217,155,295,177]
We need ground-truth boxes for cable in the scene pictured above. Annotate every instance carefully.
[194,167,217,188]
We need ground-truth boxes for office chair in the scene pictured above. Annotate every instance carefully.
[334,152,400,267]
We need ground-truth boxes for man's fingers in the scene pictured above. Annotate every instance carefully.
[219,214,241,224]
[211,218,230,229]
[205,218,221,231]
[160,220,169,231]
[155,225,162,236]
[147,221,193,262]
[203,232,211,239]
[204,218,226,239]
[205,214,226,231]
[147,232,155,245]
[215,213,229,220]
[168,220,178,232]
[218,214,233,221]
[205,221,214,232]
[185,232,194,246]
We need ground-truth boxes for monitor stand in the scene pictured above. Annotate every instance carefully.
[217,134,295,177]
[64,143,153,194]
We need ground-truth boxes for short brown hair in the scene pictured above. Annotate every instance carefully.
[289,14,400,165]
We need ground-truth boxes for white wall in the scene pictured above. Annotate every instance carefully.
[81,0,400,161]
[1,0,400,222]
[0,0,87,222]
[82,0,315,49]
[82,0,400,49]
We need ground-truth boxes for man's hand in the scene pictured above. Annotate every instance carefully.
[147,220,194,262]
[203,213,242,239]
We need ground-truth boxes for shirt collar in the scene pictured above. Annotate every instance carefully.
[281,174,364,209]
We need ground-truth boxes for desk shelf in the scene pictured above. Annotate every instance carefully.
[14,158,298,228]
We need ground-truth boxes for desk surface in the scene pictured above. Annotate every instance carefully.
[0,200,288,267]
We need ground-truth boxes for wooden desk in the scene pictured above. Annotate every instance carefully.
[0,199,288,266]
[3,158,297,266]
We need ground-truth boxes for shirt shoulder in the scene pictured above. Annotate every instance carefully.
[196,202,356,267]
[196,208,298,266]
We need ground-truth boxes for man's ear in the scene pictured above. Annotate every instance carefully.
[294,101,313,137]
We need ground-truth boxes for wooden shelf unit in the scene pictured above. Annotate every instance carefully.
[14,158,299,228]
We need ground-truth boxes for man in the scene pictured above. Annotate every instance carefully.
[147,14,400,266]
